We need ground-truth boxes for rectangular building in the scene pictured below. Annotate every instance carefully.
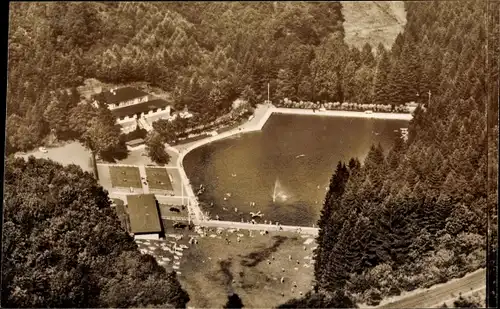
[92,87,172,134]
[126,194,163,240]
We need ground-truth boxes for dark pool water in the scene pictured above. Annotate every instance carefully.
[184,114,408,227]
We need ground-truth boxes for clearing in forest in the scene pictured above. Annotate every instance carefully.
[342,1,407,50]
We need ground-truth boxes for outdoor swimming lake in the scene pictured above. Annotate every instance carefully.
[183,114,409,227]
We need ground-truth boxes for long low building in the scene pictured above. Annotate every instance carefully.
[92,86,172,134]
[126,194,163,240]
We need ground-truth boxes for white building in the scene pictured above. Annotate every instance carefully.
[92,87,172,133]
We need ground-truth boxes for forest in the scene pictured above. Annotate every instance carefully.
[4,1,498,308]
[1,157,190,308]
[282,1,498,307]
[9,1,435,153]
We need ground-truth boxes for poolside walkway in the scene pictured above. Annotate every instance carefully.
[18,104,412,236]
[273,107,413,120]
[172,104,413,228]
[137,165,150,194]
[199,220,319,236]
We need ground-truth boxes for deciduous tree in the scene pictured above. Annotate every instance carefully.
[2,157,189,308]
[145,131,171,165]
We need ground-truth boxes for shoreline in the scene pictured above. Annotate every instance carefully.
[173,105,275,224]
[175,105,413,226]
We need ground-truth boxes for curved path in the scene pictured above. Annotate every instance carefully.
[173,104,412,231]
[173,104,274,225]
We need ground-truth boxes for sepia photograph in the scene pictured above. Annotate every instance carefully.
[2,1,498,308]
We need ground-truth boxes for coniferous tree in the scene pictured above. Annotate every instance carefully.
[314,162,350,282]
[400,39,422,103]
[386,59,405,106]
[372,50,391,105]
[360,43,375,67]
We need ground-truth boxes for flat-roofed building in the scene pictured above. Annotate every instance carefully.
[126,194,163,240]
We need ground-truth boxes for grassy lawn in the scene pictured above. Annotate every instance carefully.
[177,229,316,308]
[145,167,174,191]
[109,166,142,188]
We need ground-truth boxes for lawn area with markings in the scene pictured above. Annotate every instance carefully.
[109,166,142,188]
[145,167,174,191]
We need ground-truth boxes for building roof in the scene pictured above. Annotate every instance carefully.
[126,138,145,147]
[126,194,162,234]
[94,87,149,105]
[112,99,170,119]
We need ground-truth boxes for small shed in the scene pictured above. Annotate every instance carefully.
[126,194,163,240]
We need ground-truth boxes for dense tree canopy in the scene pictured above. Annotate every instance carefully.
[7,2,346,153]
[306,1,497,307]
[5,2,497,307]
[8,1,444,154]
[2,157,189,308]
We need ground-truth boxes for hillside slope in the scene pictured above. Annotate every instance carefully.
[342,1,406,50]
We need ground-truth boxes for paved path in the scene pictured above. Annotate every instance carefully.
[199,220,319,236]
[161,215,190,221]
[137,165,150,194]
[375,268,486,309]
[97,162,149,168]
[157,195,184,199]
[273,108,413,120]
[172,104,413,228]
[173,104,274,224]
[439,286,485,308]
